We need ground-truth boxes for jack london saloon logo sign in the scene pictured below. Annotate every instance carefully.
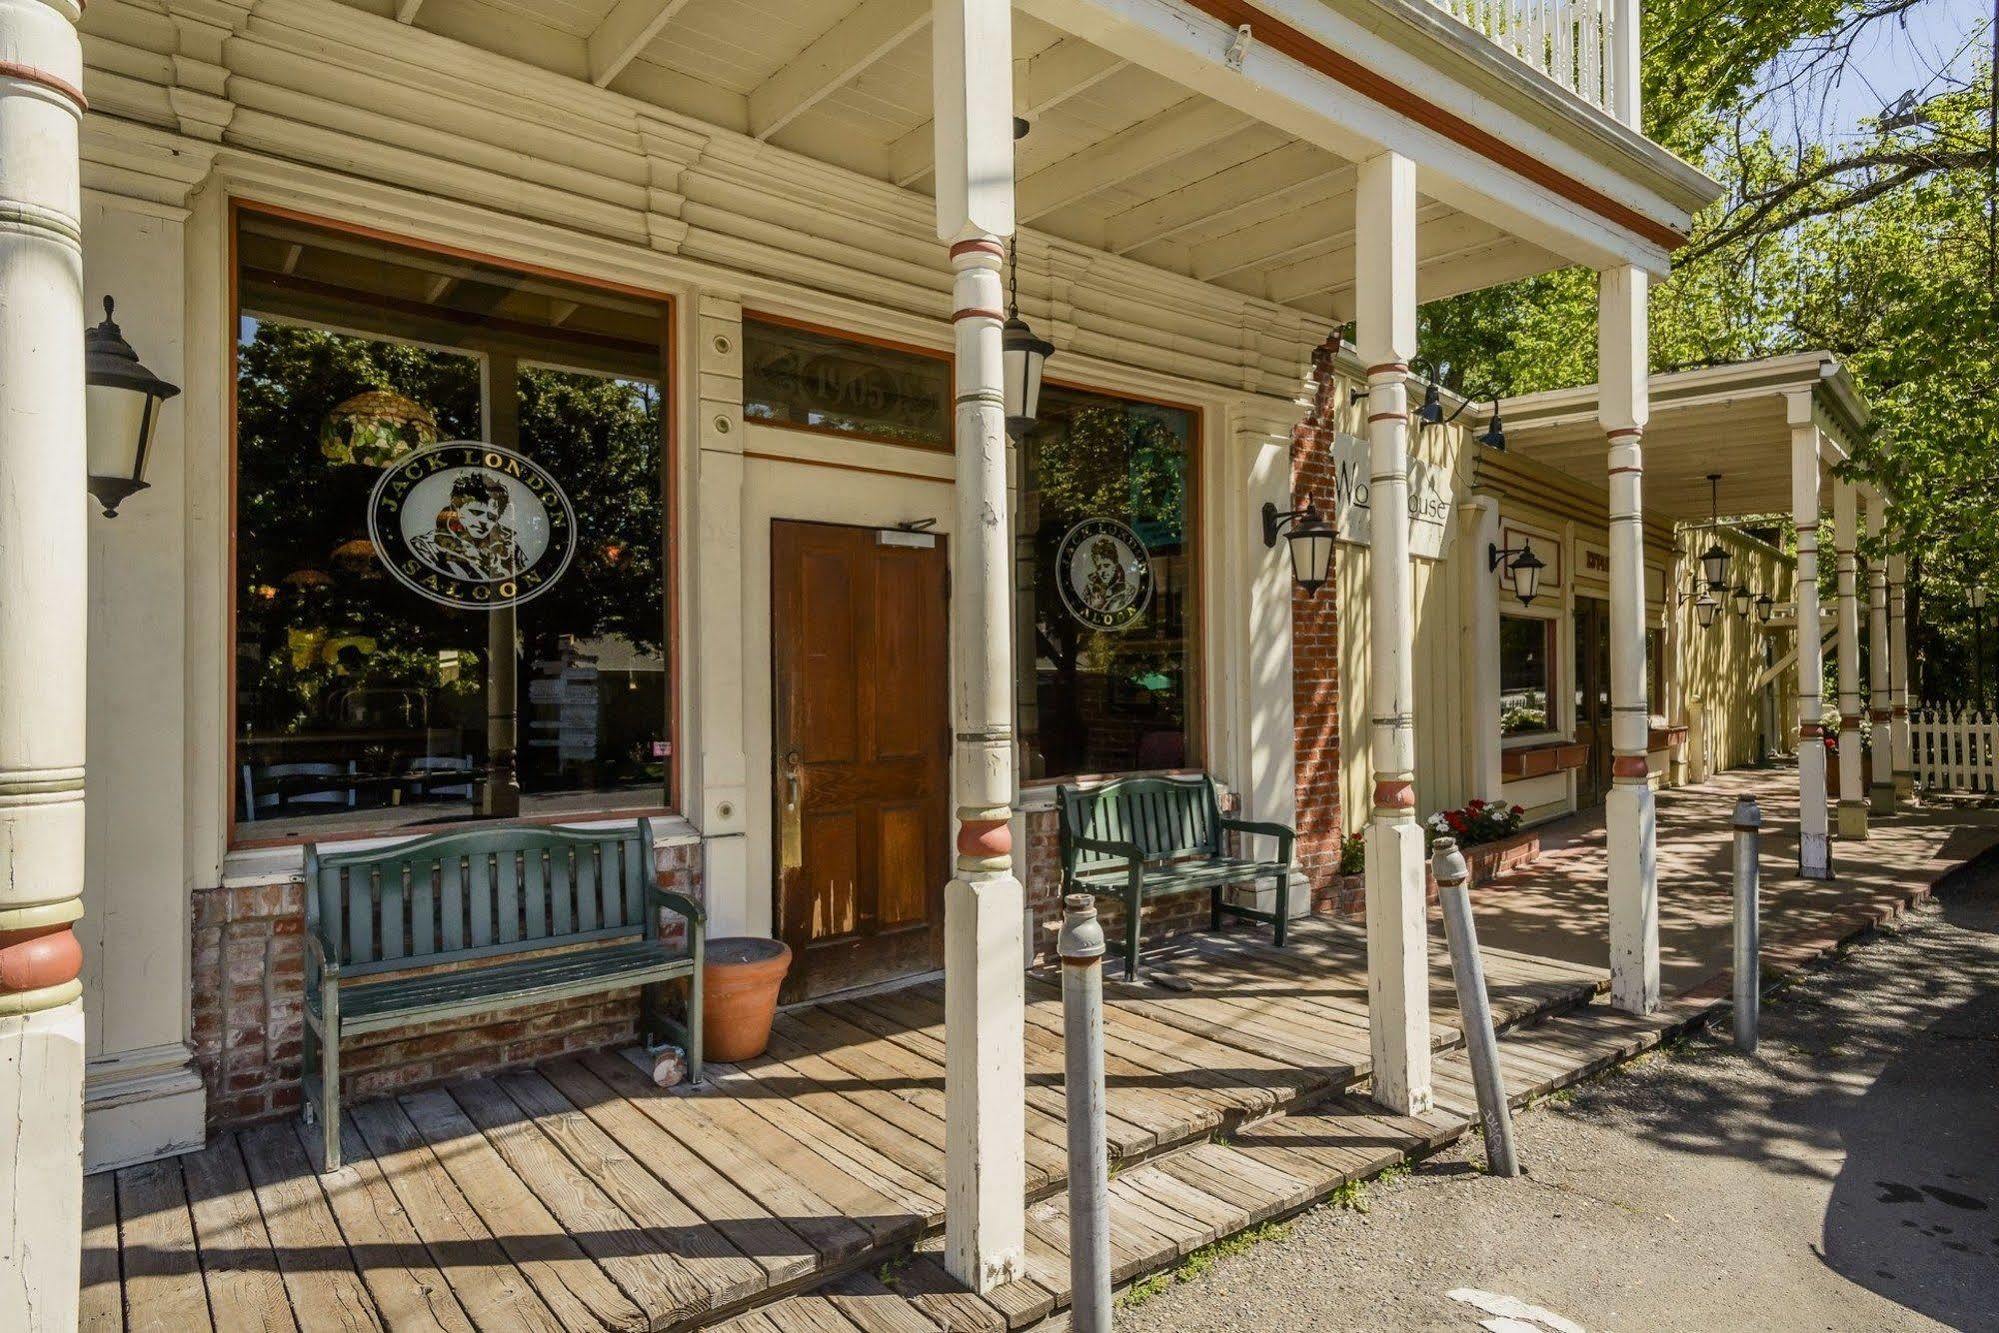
[1056,517,1154,631]
[369,442,576,610]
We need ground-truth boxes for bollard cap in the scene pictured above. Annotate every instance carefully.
[1430,836,1470,886]
[1732,795,1762,830]
[1058,893,1106,961]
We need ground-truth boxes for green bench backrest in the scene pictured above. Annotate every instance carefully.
[1056,776,1222,875]
[304,819,656,977]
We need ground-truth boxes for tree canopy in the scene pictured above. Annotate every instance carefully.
[1418,0,1999,704]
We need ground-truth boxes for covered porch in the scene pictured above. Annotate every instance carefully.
[79,765,1999,1331]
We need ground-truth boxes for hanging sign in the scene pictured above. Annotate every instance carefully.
[1056,517,1154,631]
[1330,432,1451,560]
[369,441,576,610]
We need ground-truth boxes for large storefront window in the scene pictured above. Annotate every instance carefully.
[1500,615,1556,738]
[1017,385,1197,780]
[232,211,671,841]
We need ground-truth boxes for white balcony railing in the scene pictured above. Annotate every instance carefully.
[1432,0,1619,112]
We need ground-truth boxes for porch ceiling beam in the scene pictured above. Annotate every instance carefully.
[395,0,424,22]
[1186,181,1358,282]
[586,0,696,88]
[889,36,1127,188]
[748,0,931,141]
[1104,143,1344,254]
[1254,202,1467,305]
[1016,98,1247,223]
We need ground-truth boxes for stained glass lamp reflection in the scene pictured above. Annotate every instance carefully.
[320,389,438,467]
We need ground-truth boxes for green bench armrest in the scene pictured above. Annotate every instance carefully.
[1218,816,1296,859]
[1065,833,1147,869]
[305,926,340,980]
[649,885,706,928]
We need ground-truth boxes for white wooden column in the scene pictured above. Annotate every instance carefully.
[1597,266,1658,1015]
[1889,550,1914,800]
[1833,478,1866,839]
[932,0,1024,1292]
[1461,496,1504,804]
[1866,490,1895,815]
[1355,151,1431,1115]
[1790,400,1832,877]
[0,0,89,1322]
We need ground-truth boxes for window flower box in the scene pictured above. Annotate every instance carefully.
[1500,740,1589,780]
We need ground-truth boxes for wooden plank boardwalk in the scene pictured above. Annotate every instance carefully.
[83,919,1608,1332]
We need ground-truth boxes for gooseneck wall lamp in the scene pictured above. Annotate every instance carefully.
[1488,539,1545,606]
[1263,501,1338,594]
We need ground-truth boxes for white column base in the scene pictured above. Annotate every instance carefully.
[1839,800,1870,840]
[84,1042,207,1173]
[1,999,85,1332]
[1894,771,1916,802]
[943,871,1025,1292]
[1798,741,1832,879]
[1870,779,1897,816]
[1364,818,1431,1114]
[1605,782,1659,1015]
[701,833,751,939]
[1225,876,1310,921]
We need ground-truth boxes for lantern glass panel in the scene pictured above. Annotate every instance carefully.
[86,382,151,481]
[1701,543,1730,591]
[1289,527,1334,592]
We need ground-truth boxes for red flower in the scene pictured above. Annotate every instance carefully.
[1511,804,1525,816]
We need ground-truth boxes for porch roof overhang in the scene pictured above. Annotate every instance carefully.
[1497,353,1873,522]
[81,0,1721,350]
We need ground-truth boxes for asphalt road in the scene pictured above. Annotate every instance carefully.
[1116,850,1999,1333]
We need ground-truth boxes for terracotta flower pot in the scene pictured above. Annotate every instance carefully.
[702,937,792,1063]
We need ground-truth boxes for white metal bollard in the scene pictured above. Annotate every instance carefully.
[1431,838,1519,1178]
[1059,894,1112,1332]
[1732,795,1762,1053]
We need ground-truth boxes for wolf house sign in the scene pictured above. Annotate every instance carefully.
[369,441,577,610]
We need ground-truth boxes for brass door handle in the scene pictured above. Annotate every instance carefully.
[781,749,802,809]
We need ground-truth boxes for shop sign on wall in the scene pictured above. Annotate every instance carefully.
[369,442,576,610]
[1330,432,1452,560]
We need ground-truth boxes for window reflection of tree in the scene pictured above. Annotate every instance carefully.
[236,321,666,804]
[1025,397,1192,778]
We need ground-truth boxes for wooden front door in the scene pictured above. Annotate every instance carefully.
[1574,595,1613,807]
[772,521,950,1003]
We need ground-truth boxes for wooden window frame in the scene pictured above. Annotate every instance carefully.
[1499,611,1561,743]
[226,200,682,851]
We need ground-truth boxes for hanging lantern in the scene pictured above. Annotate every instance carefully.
[85,296,181,517]
[1695,593,1721,629]
[1001,237,1053,439]
[1700,472,1733,591]
[319,389,438,467]
[1476,402,1506,451]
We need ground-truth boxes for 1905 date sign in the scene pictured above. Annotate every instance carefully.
[369,441,576,610]
[1056,517,1153,631]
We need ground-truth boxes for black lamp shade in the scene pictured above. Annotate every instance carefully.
[1507,543,1545,605]
[1001,314,1053,439]
[1478,407,1506,451]
[84,296,180,517]
[1418,380,1444,424]
[1695,594,1721,629]
[1700,540,1731,592]
[1284,508,1337,594]
[1755,592,1775,623]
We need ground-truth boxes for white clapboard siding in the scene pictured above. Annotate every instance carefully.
[1433,0,1613,109]
[1910,709,1999,793]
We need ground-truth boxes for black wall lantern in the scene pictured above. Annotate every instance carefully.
[1695,592,1722,629]
[1488,539,1545,606]
[1755,592,1775,624]
[1264,501,1337,594]
[1001,238,1052,441]
[1731,583,1753,618]
[85,296,181,517]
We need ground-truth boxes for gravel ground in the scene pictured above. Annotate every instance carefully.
[1113,854,1999,1333]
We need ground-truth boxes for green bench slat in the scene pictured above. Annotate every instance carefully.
[315,939,692,1035]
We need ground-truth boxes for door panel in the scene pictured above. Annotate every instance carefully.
[1574,597,1612,807]
[773,521,949,1002]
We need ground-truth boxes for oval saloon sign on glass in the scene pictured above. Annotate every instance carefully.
[369,442,576,610]
[1056,517,1154,631]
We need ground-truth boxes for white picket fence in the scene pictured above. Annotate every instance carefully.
[1432,0,1617,111]
[1908,709,1999,794]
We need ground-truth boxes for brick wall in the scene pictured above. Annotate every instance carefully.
[1293,335,1346,911]
[190,840,702,1131]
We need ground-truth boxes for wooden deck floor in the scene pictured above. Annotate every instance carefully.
[81,919,1603,1332]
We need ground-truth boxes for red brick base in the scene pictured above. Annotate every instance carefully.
[190,841,702,1130]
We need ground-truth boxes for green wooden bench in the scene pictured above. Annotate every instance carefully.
[301,818,703,1171]
[1056,774,1296,981]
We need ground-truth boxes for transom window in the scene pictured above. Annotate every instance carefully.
[742,315,951,451]
[231,210,672,843]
